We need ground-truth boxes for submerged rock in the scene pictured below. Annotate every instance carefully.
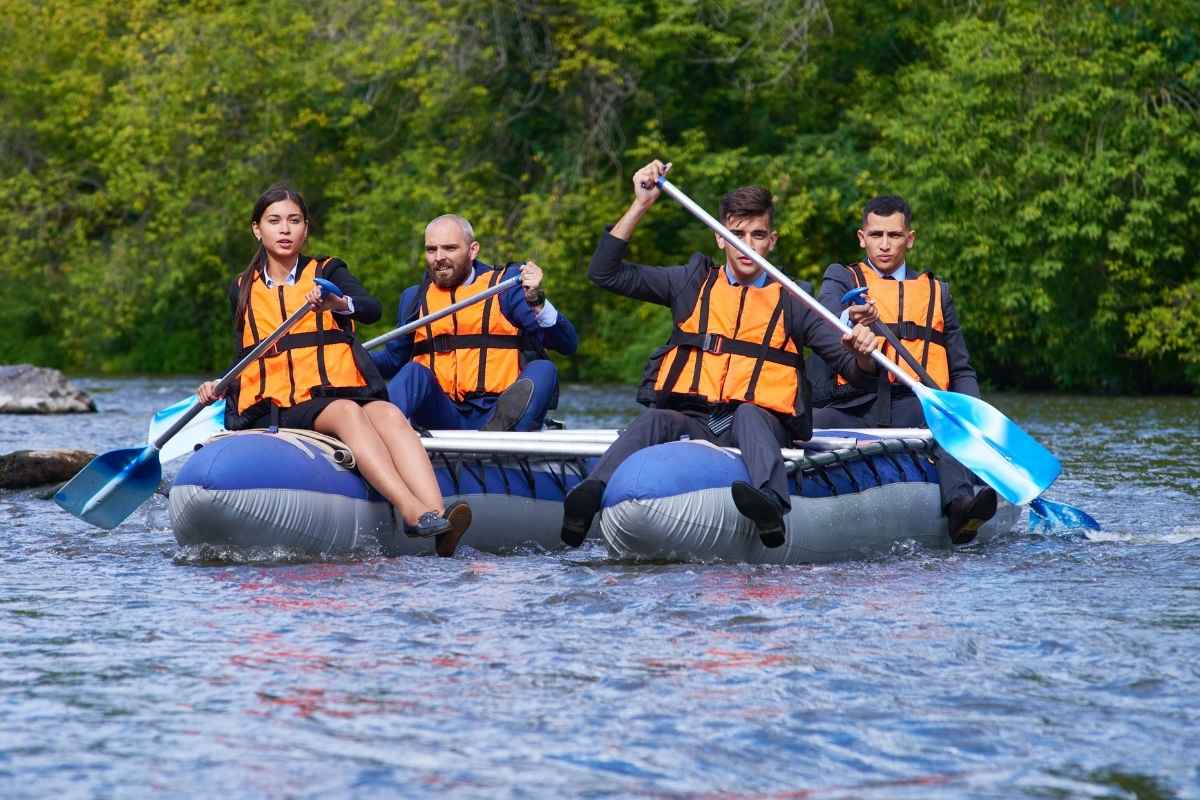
[0,449,96,489]
[0,364,96,413]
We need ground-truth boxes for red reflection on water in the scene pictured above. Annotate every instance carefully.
[643,647,792,673]
[253,687,421,719]
[697,571,814,606]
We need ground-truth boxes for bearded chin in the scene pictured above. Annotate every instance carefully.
[430,263,467,289]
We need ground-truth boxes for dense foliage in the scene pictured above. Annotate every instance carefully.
[2,0,1197,391]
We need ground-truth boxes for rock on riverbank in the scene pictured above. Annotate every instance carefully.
[0,365,96,413]
[0,449,96,489]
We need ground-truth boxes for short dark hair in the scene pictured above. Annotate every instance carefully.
[862,196,912,227]
[720,186,774,227]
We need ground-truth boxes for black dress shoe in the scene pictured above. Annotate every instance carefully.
[436,500,472,557]
[731,481,786,548]
[946,487,998,545]
[561,478,605,547]
[482,378,535,432]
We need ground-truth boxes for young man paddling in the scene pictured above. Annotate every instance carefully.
[372,214,578,432]
[561,160,879,549]
[809,195,997,543]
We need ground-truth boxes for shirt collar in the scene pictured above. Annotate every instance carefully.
[262,257,302,288]
[724,263,770,288]
[864,257,907,281]
[461,262,478,286]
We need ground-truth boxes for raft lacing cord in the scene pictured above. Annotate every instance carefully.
[429,450,593,499]
[781,438,934,497]
[206,427,355,468]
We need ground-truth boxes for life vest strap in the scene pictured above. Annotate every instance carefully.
[412,332,523,357]
[885,321,946,347]
[668,330,802,368]
[238,329,355,359]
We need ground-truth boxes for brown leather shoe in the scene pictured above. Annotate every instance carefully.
[436,500,472,557]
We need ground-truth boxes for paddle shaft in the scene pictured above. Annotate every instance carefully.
[657,177,923,394]
[361,276,522,350]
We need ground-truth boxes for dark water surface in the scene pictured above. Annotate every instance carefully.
[2,378,1198,799]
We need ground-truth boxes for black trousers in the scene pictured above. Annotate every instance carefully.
[588,405,794,510]
[813,395,974,510]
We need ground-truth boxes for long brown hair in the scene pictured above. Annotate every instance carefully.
[233,183,310,336]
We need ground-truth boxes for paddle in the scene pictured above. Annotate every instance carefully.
[147,274,523,461]
[655,173,1061,506]
[56,278,343,529]
[1029,497,1101,533]
[840,286,1099,531]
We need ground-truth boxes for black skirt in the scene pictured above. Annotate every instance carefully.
[243,391,387,431]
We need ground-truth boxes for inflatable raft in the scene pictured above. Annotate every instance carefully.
[168,429,593,555]
[599,438,1018,564]
[168,428,1018,561]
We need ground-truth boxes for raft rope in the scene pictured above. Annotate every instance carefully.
[429,449,593,500]
[783,437,936,497]
[205,428,356,467]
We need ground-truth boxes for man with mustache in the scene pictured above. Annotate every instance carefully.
[808,195,997,544]
[372,214,578,432]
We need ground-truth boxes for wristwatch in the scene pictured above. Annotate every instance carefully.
[525,286,546,306]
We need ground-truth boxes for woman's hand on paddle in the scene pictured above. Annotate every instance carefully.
[197,380,225,404]
[305,284,349,313]
[633,160,671,207]
[847,298,879,327]
[843,323,879,371]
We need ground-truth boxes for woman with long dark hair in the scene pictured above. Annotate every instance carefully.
[198,183,470,555]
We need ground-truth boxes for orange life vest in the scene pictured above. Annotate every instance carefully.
[411,268,524,402]
[235,257,368,414]
[648,266,804,417]
[835,262,950,389]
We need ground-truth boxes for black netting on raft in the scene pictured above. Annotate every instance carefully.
[429,451,596,501]
[787,438,938,499]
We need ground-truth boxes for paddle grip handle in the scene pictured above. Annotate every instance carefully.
[313,277,343,297]
[841,287,869,307]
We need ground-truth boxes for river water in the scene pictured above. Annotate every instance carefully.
[2,378,1198,799]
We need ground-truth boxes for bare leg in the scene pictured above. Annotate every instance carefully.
[314,400,430,526]
[361,401,443,514]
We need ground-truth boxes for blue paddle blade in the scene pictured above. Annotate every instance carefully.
[917,385,1061,506]
[54,446,163,530]
[1028,497,1101,533]
[149,397,226,462]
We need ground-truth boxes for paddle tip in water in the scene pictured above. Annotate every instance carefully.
[1028,497,1101,533]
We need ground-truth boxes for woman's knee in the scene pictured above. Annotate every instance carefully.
[315,399,366,430]
[365,400,413,431]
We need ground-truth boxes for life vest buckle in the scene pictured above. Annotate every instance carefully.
[431,333,454,354]
[701,333,725,355]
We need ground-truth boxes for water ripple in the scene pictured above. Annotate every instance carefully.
[1,382,1198,797]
